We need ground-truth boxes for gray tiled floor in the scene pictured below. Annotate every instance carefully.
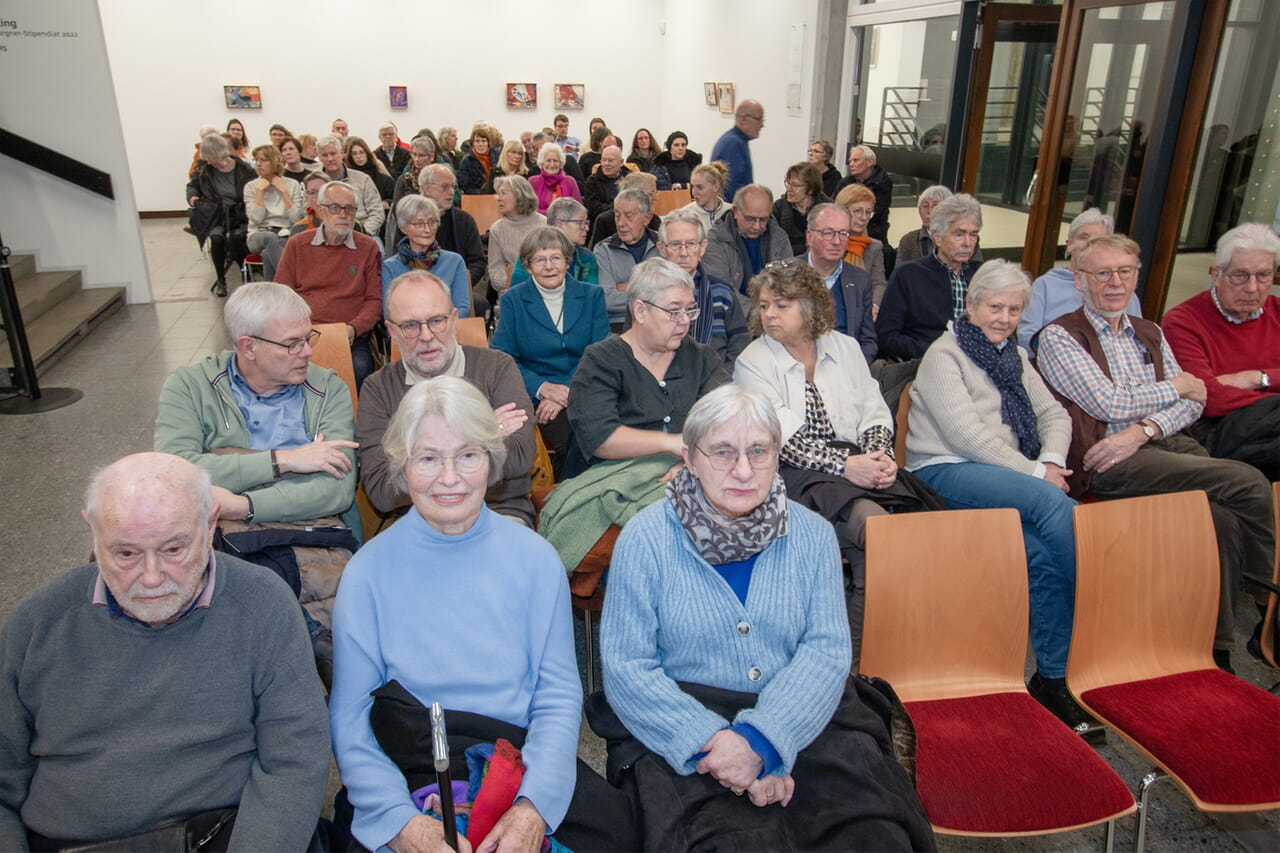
[0,220,1276,851]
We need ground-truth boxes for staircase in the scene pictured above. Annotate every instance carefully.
[0,253,125,381]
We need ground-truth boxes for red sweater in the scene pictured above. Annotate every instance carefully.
[274,229,383,336]
[1162,290,1280,418]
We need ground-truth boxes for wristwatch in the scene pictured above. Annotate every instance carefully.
[1139,420,1157,441]
[1261,371,1272,390]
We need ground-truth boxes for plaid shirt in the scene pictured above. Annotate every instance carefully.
[1036,305,1202,438]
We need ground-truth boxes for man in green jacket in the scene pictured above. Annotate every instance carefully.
[154,281,359,526]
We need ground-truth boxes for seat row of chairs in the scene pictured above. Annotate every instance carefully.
[861,488,1280,850]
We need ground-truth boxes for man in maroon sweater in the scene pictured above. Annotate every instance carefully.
[1163,222,1279,481]
[275,182,382,388]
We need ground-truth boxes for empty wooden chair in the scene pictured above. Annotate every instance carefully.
[862,508,1136,841]
[1069,491,1280,850]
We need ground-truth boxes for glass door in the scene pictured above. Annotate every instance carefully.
[1025,0,1177,273]
[959,2,1062,246]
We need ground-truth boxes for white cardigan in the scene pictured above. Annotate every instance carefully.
[734,332,891,444]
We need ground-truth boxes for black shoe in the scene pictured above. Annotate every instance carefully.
[1028,672,1105,743]
[210,276,228,297]
[1213,648,1235,674]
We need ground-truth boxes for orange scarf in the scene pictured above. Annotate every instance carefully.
[844,234,872,264]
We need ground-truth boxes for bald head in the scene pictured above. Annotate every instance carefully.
[84,452,213,532]
[600,145,623,177]
[735,100,765,139]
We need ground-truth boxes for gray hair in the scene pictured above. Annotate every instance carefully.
[85,452,214,535]
[929,193,982,240]
[628,257,694,311]
[519,226,574,269]
[315,134,343,154]
[965,259,1032,314]
[1214,222,1280,270]
[619,172,657,193]
[378,122,398,134]
[732,184,774,207]
[850,144,877,164]
[384,270,454,318]
[918,185,953,207]
[546,197,587,227]
[198,125,220,140]
[420,163,455,189]
[396,194,440,230]
[1066,208,1115,245]
[806,202,851,230]
[438,126,457,145]
[493,175,538,216]
[225,281,310,341]
[658,208,707,242]
[614,187,652,216]
[683,385,781,451]
[537,142,565,168]
[199,134,229,162]
[410,135,436,158]
[317,180,355,206]
[383,375,508,492]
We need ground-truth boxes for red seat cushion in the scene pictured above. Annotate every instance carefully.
[1080,669,1280,808]
[906,692,1134,834]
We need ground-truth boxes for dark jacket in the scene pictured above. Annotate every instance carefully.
[820,163,842,198]
[772,194,832,255]
[652,150,702,190]
[703,212,793,294]
[185,159,256,246]
[582,171,623,222]
[374,146,410,179]
[438,207,487,300]
[458,150,497,195]
[838,164,893,243]
[875,254,981,361]
[801,253,877,363]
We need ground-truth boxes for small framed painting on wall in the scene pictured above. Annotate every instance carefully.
[389,86,408,109]
[224,86,261,109]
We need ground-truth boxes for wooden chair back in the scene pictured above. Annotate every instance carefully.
[862,508,1029,702]
[530,429,555,491]
[309,323,359,417]
[460,195,502,235]
[893,380,912,467]
[456,316,488,348]
[1068,491,1220,695]
[1264,482,1280,667]
[654,189,692,216]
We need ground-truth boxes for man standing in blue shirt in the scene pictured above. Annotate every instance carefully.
[711,99,765,202]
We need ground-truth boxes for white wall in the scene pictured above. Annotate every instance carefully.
[98,0,821,212]
[0,0,150,301]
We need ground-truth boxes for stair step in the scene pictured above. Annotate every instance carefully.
[0,287,125,374]
[7,253,36,281]
[9,268,84,326]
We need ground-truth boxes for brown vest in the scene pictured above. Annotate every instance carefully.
[1039,308,1166,498]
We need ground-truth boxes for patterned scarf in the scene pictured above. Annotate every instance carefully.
[665,466,789,565]
[953,316,1041,459]
[396,237,441,272]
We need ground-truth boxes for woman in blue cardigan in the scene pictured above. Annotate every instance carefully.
[598,384,935,850]
[381,195,470,314]
[491,226,608,479]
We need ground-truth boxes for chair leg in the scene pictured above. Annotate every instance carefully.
[582,609,595,695]
[1133,770,1167,853]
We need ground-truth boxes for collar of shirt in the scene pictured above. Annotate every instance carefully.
[1210,285,1263,324]
[805,252,843,290]
[227,353,309,450]
[1083,302,1136,338]
[310,224,358,249]
[403,345,467,386]
[93,552,217,625]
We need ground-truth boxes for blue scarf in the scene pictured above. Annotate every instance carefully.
[953,317,1041,459]
[395,237,441,271]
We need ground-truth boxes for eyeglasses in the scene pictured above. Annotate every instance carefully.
[321,203,358,216]
[1221,268,1276,285]
[409,447,487,477]
[743,114,764,122]
[388,314,452,337]
[809,228,852,242]
[660,240,703,253]
[404,219,438,230]
[784,180,806,190]
[249,329,320,356]
[1081,266,1140,284]
[640,300,700,321]
[696,444,776,471]
[847,207,874,218]
[560,218,588,228]
[738,214,771,226]
[529,254,565,267]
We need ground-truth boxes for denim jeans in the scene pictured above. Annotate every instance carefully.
[915,461,1078,678]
